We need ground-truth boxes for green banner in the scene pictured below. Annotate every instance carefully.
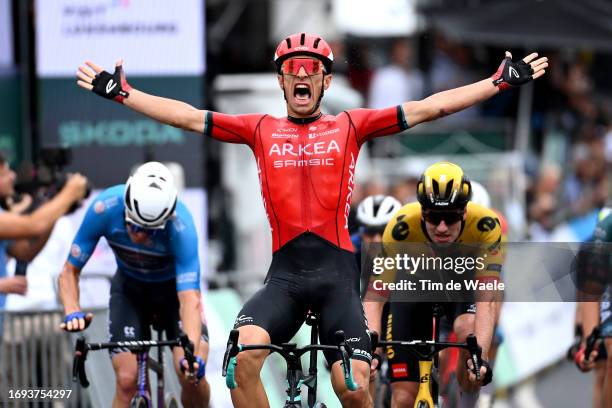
[38,76,204,187]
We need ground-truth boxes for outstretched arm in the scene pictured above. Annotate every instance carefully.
[403,52,548,127]
[77,60,205,133]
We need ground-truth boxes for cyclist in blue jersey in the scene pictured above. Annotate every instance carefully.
[58,162,210,408]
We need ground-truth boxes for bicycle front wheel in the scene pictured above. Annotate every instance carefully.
[129,395,149,408]
[416,401,431,408]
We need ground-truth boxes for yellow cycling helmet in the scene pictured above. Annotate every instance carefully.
[417,162,472,210]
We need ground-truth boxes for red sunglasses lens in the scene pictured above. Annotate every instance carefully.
[282,58,322,75]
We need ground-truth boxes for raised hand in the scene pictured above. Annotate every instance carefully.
[77,59,132,103]
[491,51,548,91]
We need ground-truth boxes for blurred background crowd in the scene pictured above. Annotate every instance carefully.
[0,0,611,406]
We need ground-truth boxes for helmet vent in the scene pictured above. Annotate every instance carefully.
[125,185,133,210]
[300,33,305,45]
[445,179,454,199]
[149,181,161,190]
[285,37,291,48]
[432,179,439,197]
[313,38,321,48]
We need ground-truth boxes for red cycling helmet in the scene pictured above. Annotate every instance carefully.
[273,33,334,74]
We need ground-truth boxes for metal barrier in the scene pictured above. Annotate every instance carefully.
[0,308,99,407]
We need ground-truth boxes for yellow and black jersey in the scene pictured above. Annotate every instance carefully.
[373,201,505,293]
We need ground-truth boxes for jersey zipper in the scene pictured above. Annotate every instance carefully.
[300,130,312,230]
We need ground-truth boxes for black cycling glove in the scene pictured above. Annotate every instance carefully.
[466,357,493,386]
[491,53,534,91]
[91,64,132,103]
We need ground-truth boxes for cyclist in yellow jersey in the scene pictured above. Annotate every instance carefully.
[364,162,504,408]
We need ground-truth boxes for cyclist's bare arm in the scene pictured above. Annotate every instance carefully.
[403,52,548,128]
[8,229,53,262]
[364,300,385,340]
[58,262,92,330]
[580,298,600,345]
[0,174,87,240]
[178,289,203,355]
[77,60,205,133]
[474,299,497,360]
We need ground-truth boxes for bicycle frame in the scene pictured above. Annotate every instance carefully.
[375,305,482,408]
[72,333,196,408]
[223,319,357,408]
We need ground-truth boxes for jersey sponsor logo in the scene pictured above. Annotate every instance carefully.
[346,337,361,343]
[273,158,334,168]
[391,363,408,378]
[271,133,298,139]
[268,140,340,157]
[353,348,372,360]
[70,244,82,259]
[235,314,253,325]
[509,66,519,79]
[308,127,339,139]
[94,201,106,214]
[124,326,135,338]
[106,79,117,94]
[270,140,340,168]
[420,373,430,383]
[176,271,198,285]
[257,158,273,230]
[344,153,356,229]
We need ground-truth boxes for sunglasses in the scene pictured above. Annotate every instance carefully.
[281,58,324,76]
[423,210,464,226]
[125,219,164,236]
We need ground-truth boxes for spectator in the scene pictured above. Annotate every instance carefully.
[368,38,424,108]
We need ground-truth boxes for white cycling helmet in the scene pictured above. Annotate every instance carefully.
[469,181,491,209]
[124,161,178,229]
[356,195,402,233]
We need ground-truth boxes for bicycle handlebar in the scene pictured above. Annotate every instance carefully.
[72,334,195,388]
[374,333,483,381]
[222,329,358,391]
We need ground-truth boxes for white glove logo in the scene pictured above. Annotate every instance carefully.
[509,66,519,79]
[106,79,117,94]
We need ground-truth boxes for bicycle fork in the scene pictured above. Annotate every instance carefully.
[415,360,435,408]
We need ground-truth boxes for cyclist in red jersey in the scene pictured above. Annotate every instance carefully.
[77,32,547,408]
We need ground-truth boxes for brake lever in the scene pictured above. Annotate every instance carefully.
[73,337,90,387]
[466,334,482,381]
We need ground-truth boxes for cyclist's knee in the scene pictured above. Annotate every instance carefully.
[234,349,268,381]
[452,313,475,340]
[390,382,416,408]
[115,366,138,396]
[339,386,370,407]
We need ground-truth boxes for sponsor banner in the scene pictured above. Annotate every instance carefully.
[38,76,204,187]
[362,242,608,302]
[35,0,205,77]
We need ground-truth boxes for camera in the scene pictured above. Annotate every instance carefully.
[13,146,90,214]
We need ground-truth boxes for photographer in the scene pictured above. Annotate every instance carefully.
[0,153,88,296]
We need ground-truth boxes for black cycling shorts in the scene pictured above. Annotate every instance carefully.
[385,302,475,382]
[234,232,372,365]
[108,272,209,357]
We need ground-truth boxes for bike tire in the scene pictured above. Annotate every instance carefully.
[129,395,149,408]
[165,393,179,408]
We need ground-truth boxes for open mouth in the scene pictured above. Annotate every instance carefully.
[293,83,312,105]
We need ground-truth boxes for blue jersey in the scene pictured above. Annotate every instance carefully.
[67,185,200,292]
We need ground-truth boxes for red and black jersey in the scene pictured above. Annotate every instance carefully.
[204,106,408,252]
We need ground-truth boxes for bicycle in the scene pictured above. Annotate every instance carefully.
[72,332,197,408]
[222,311,358,408]
[372,304,484,408]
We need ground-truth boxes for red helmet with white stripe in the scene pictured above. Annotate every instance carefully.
[273,33,334,74]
